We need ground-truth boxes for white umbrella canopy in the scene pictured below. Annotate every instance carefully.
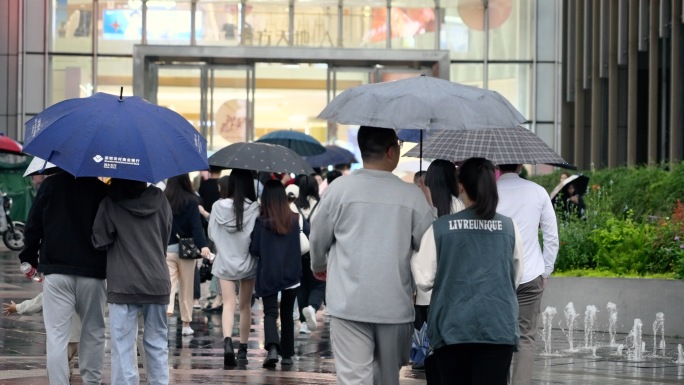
[318,75,527,131]
[23,156,58,177]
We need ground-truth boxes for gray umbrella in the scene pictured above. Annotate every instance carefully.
[403,126,570,166]
[317,75,527,130]
[209,142,314,175]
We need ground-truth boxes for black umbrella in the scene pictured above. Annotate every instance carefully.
[209,142,314,175]
[549,174,590,200]
[255,130,326,156]
[304,145,358,168]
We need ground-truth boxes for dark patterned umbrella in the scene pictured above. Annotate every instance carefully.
[403,126,570,166]
[209,142,314,175]
[255,130,326,156]
[304,145,357,168]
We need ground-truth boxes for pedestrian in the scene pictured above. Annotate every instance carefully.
[164,174,211,336]
[200,169,260,367]
[497,164,559,385]
[2,292,81,381]
[293,174,323,334]
[18,170,107,385]
[412,157,524,384]
[412,159,465,381]
[250,179,307,368]
[92,178,173,385]
[310,126,435,385]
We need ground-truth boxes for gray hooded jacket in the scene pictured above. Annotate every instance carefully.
[92,186,172,304]
[208,198,260,280]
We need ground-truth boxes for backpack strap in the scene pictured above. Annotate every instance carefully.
[307,200,319,221]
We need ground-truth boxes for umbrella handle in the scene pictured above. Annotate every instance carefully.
[119,87,123,102]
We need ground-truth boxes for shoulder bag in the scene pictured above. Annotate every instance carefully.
[177,234,202,259]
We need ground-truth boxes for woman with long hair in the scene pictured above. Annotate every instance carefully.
[250,180,307,368]
[411,158,523,384]
[201,169,259,367]
[293,174,323,334]
[164,174,210,336]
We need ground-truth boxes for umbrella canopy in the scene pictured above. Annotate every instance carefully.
[209,142,314,175]
[24,93,209,183]
[255,130,326,156]
[403,127,570,167]
[23,92,208,183]
[0,134,23,154]
[318,75,527,131]
[23,157,58,177]
[550,174,590,200]
[304,145,358,168]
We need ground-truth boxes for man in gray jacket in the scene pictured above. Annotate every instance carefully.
[310,127,435,385]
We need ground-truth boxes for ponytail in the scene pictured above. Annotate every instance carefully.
[458,158,498,220]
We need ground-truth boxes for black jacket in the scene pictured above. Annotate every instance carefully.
[19,172,107,279]
[168,198,208,249]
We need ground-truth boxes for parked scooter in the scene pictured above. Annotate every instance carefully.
[0,193,24,250]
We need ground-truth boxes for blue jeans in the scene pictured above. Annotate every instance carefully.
[109,303,169,385]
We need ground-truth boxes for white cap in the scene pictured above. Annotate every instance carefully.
[285,184,299,199]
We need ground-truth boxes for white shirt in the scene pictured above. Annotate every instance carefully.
[496,173,559,284]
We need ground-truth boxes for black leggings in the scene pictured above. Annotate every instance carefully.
[297,255,326,322]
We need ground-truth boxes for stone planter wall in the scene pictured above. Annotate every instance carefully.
[540,277,684,336]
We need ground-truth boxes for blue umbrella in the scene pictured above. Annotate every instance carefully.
[397,129,439,143]
[23,92,208,183]
[255,130,326,156]
[304,145,357,168]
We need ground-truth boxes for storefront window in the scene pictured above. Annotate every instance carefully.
[98,0,141,54]
[488,0,534,60]
[487,64,531,120]
[243,0,291,46]
[294,1,339,47]
[96,57,134,96]
[50,55,93,104]
[197,0,242,46]
[51,0,93,53]
[450,63,484,88]
[389,1,436,49]
[145,0,196,45]
[441,0,485,60]
[341,0,386,48]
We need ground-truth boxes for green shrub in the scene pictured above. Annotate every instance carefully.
[590,216,655,275]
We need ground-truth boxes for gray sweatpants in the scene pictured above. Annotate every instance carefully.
[511,275,544,385]
[43,274,106,385]
[330,316,412,385]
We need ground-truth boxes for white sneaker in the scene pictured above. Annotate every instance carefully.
[181,326,194,336]
[299,323,311,334]
[302,305,317,331]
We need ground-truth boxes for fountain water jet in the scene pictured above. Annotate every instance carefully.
[652,312,665,356]
[564,302,579,352]
[677,344,684,364]
[584,305,598,349]
[627,319,643,361]
[542,307,557,354]
[606,302,618,346]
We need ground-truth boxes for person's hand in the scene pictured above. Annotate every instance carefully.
[2,301,17,316]
[313,271,327,281]
[200,247,211,258]
[542,277,548,289]
[198,205,209,219]
[568,195,579,204]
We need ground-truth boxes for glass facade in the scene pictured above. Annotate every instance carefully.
[9,0,558,160]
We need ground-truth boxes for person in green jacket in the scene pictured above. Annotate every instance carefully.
[411,157,524,385]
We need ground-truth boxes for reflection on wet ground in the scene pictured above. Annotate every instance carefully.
[1,252,683,384]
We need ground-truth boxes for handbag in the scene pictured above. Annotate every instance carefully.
[298,214,310,255]
[177,234,202,259]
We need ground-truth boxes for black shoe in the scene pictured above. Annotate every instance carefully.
[281,357,293,366]
[224,337,236,368]
[237,343,248,361]
[262,345,279,368]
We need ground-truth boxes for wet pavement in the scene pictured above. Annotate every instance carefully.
[1,250,683,384]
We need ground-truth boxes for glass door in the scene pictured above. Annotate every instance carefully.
[149,63,253,151]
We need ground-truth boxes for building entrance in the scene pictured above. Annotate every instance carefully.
[134,45,449,150]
